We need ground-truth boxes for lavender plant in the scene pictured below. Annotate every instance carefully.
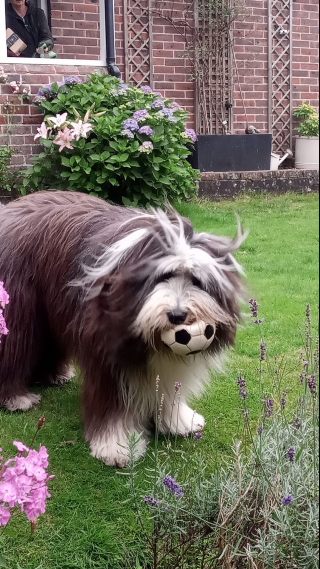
[124,303,319,568]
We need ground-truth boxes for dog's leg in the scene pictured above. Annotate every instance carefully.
[89,418,148,468]
[48,363,75,386]
[0,285,44,412]
[160,400,205,436]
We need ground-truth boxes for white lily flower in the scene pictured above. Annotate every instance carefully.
[47,113,69,128]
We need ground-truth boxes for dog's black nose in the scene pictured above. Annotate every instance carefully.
[167,310,188,325]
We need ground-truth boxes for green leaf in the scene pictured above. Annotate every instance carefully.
[69,172,82,181]
[0,554,7,568]
[89,154,101,162]
[60,171,70,178]
[118,153,129,162]
[109,141,119,151]
[41,139,53,148]
[109,178,118,186]
[61,157,71,167]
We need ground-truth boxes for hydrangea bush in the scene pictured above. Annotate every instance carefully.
[125,303,319,568]
[23,73,199,207]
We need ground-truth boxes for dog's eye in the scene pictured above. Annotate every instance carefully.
[156,272,175,284]
[191,276,204,290]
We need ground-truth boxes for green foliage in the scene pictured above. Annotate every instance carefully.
[23,73,199,207]
[294,103,319,137]
[0,146,22,196]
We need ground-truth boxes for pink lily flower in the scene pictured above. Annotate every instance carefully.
[53,128,75,152]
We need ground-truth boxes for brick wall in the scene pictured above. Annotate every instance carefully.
[0,0,319,167]
[50,0,101,60]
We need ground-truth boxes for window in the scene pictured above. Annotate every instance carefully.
[1,0,107,65]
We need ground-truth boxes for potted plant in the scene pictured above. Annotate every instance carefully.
[293,103,319,170]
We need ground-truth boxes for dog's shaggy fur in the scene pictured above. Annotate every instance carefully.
[0,191,246,466]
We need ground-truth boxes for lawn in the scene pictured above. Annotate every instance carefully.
[0,192,319,569]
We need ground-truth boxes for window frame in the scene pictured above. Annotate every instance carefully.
[0,0,107,66]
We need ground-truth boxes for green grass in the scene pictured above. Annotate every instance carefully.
[0,192,319,569]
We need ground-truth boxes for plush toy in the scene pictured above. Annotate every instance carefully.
[161,320,215,357]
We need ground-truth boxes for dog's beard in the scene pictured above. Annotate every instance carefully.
[133,275,234,348]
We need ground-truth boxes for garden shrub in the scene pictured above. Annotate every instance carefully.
[23,73,199,207]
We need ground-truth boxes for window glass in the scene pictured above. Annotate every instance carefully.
[5,0,102,61]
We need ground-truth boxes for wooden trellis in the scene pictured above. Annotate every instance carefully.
[195,0,233,135]
[124,0,153,87]
[268,0,293,153]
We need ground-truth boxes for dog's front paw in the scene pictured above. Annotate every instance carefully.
[49,364,75,386]
[4,393,41,412]
[89,427,148,468]
[161,404,205,436]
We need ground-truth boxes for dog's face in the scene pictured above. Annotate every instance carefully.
[82,209,246,357]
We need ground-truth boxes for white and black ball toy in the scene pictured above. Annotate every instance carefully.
[161,320,215,357]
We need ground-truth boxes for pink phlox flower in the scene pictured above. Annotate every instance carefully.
[34,121,49,141]
[47,112,69,128]
[69,119,93,141]
[0,506,10,526]
[0,282,9,308]
[53,128,75,152]
[0,311,8,341]
[0,482,17,508]
[13,441,30,454]
[38,446,49,468]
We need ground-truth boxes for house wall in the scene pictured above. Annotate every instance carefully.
[0,0,318,167]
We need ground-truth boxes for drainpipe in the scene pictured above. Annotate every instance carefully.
[105,0,121,78]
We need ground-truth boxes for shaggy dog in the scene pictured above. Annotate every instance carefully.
[0,191,246,467]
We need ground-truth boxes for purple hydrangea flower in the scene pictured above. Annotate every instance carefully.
[118,83,128,91]
[152,99,165,109]
[122,119,139,132]
[184,128,198,143]
[141,86,153,94]
[64,76,83,85]
[237,375,249,401]
[133,110,150,122]
[121,129,135,139]
[287,447,295,462]
[163,476,184,498]
[143,496,158,506]
[139,141,154,154]
[282,494,294,506]
[257,426,263,436]
[138,126,154,136]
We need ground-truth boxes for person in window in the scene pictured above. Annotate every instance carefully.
[6,0,54,58]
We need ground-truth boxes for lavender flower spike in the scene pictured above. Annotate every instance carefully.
[143,496,158,507]
[282,494,294,506]
[163,476,184,498]
[287,447,295,462]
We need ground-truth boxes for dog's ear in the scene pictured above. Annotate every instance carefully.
[192,216,248,260]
